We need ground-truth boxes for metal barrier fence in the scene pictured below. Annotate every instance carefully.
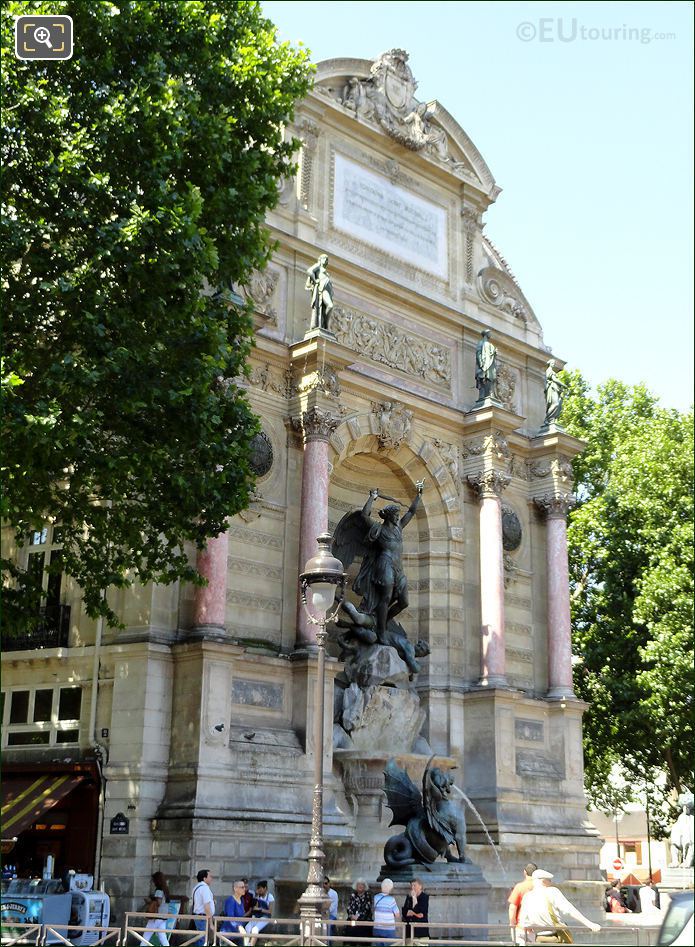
[123,911,205,945]
[0,922,41,945]
[1,915,660,946]
[42,925,120,945]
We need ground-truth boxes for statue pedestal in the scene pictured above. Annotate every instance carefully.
[382,867,490,938]
[329,750,457,881]
[660,867,695,889]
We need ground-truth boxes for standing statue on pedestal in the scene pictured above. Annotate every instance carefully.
[669,792,694,868]
[305,253,334,332]
[475,329,498,402]
[382,758,467,868]
[543,358,567,427]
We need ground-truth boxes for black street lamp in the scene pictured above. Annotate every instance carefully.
[297,533,346,938]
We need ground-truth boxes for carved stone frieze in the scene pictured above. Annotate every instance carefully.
[299,119,319,209]
[336,49,452,164]
[331,304,451,388]
[372,400,412,451]
[467,470,510,498]
[461,206,481,284]
[507,454,531,480]
[478,266,527,323]
[533,493,576,519]
[529,456,574,483]
[238,490,263,522]
[462,431,510,460]
[241,268,279,324]
[432,439,459,484]
[293,366,341,400]
[290,406,341,444]
[248,362,292,398]
[503,553,519,588]
[496,362,517,412]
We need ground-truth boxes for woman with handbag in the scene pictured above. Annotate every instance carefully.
[519,869,601,944]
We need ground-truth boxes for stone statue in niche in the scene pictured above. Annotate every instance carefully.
[330,482,431,754]
[305,253,334,332]
[382,758,467,868]
[543,358,567,427]
[475,329,498,402]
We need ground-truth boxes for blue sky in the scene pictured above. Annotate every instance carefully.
[262,1,694,411]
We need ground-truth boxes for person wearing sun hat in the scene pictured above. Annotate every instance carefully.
[518,869,601,943]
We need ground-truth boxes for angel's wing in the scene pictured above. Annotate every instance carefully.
[383,758,423,827]
[332,509,371,570]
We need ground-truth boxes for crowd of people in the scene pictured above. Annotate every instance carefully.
[178,871,429,945]
[141,862,663,945]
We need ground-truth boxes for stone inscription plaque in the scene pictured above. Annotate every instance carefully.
[333,154,448,278]
[515,719,544,742]
[231,678,284,710]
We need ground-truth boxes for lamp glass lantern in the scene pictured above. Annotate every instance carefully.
[300,533,346,624]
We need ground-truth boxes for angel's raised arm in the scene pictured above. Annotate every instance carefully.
[400,481,424,528]
[362,488,379,520]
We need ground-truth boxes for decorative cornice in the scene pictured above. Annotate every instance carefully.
[533,493,576,519]
[467,470,510,499]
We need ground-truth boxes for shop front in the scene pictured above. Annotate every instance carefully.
[1,762,100,880]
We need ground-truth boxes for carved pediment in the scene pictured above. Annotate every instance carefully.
[312,53,495,190]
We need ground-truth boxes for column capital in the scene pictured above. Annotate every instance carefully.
[290,406,341,444]
[467,469,510,499]
[534,492,576,520]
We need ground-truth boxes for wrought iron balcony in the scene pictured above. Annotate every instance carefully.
[3,604,71,651]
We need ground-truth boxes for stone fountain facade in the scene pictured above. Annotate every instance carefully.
[1,48,604,925]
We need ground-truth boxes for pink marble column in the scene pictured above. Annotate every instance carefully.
[535,494,576,698]
[296,406,339,648]
[192,528,229,631]
[468,470,510,687]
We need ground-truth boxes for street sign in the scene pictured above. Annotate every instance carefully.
[612,857,624,871]
[109,812,129,835]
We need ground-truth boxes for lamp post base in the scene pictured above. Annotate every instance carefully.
[298,888,329,942]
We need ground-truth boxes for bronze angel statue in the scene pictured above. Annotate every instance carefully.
[382,758,467,868]
[331,482,427,675]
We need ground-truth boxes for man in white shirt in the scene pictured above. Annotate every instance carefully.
[519,869,601,943]
[322,876,338,920]
[191,869,215,946]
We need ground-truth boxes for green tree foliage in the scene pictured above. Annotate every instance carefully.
[561,371,694,825]
[1,1,312,625]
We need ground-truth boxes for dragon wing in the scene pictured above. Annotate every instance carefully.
[332,509,371,571]
[383,759,423,827]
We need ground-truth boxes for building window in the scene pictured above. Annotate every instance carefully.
[623,840,643,864]
[1,686,82,748]
[27,525,64,609]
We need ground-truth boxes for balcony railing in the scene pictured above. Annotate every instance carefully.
[2,604,71,651]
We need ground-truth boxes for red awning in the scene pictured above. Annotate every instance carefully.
[1,772,84,836]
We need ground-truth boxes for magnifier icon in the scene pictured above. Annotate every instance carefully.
[34,26,53,49]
